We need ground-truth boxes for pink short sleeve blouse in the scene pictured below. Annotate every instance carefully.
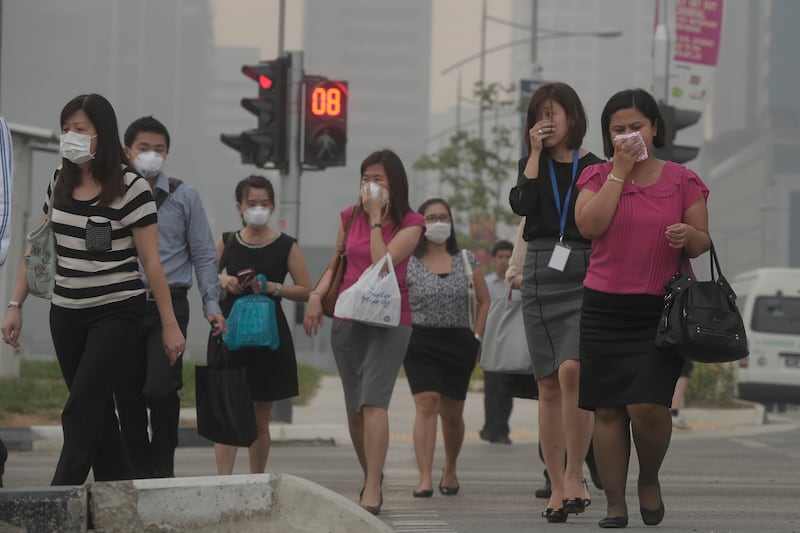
[337,206,425,326]
[576,161,709,296]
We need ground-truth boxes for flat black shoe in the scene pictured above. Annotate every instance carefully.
[413,489,433,498]
[563,497,586,514]
[640,502,665,526]
[599,516,628,528]
[542,508,568,523]
[439,482,460,495]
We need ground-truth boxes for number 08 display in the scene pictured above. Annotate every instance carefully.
[310,86,342,117]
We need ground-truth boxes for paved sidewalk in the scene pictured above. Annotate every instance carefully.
[269,374,767,445]
[0,374,768,451]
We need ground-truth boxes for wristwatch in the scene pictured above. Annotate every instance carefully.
[273,283,282,296]
[7,300,21,309]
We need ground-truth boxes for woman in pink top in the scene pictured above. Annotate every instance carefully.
[574,89,710,529]
[303,150,425,516]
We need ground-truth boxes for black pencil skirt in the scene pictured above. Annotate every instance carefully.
[579,288,683,410]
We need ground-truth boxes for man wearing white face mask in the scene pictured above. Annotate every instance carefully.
[114,116,225,478]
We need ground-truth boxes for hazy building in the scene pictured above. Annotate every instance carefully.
[300,0,433,250]
[0,0,224,356]
[697,0,800,274]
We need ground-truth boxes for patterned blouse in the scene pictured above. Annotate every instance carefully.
[407,250,478,328]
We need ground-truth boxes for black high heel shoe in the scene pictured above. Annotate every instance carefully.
[361,492,383,516]
[412,488,433,498]
[598,516,628,528]
[563,497,585,514]
[640,501,664,526]
[563,477,591,514]
[542,507,568,523]
[359,472,384,515]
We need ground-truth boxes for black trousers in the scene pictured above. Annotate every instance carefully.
[481,370,514,439]
[49,296,144,485]
[115,296,189,478]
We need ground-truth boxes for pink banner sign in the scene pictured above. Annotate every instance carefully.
[674,0,724,66]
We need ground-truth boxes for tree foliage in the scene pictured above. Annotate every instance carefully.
[414,82,523,247]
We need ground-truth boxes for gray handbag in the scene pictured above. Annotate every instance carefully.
[479,288,533,375]
[25,191,56,299]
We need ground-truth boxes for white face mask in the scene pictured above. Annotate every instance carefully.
[425,222,451,244]
[243,206,272,227]
[133,151,165,178]
[60,131,96,164]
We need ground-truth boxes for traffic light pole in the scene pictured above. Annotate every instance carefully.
[273,50,304,424]
[281,50,303,243]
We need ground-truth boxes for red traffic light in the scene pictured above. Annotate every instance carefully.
[242,65,275,91]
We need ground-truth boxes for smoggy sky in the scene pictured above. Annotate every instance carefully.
[212,0,515,115]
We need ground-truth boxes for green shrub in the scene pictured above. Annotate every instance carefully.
[0,359,324,421]
[685,362,738,407]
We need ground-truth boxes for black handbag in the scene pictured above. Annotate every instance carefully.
[655,241,749,363]
[195,333,257,447]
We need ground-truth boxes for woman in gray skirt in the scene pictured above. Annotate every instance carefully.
[509,82,603,523]
[303,150,425,516]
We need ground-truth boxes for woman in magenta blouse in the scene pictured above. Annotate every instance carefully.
[303,149,425,516]
[574,88,710,529]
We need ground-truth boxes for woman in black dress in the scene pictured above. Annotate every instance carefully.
[214,175,312,474]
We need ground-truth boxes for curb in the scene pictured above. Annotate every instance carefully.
[0,424,350,452]
[0,401,770,452]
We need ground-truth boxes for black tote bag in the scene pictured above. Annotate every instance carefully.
[195,333,257,447]
[655,241,749,363]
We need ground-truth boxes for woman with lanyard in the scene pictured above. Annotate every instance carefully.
[509,82,603,523]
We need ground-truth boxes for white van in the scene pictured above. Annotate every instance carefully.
[731,268,800,406]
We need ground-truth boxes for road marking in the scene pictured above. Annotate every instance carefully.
[731,437,768,448]
[389,429,540,443]
[384,508,457,532]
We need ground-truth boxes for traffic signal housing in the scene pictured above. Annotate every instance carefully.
[221,58,289,170]
[303,78,348,168]
[655,102,701,164]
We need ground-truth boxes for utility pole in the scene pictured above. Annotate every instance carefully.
[653,0,670,102]
[478,0,487,141]
[530,0,538,63]
[278,0,285,56]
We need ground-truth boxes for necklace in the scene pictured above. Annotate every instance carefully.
[630,177,636,184]
[236,230,280,249]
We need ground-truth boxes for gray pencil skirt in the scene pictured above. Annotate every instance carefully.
[330,319,412,413]
[521,238,591,380]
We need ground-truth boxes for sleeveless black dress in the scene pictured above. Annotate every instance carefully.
[220,231,299,402]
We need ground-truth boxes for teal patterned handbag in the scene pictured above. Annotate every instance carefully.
[24,194,56,299]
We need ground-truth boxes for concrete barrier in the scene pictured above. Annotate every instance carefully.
[0,474,390,532]
[0,486,87,532]
[89,473,392,533]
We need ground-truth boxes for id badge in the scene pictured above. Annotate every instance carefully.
[547,242,571,272]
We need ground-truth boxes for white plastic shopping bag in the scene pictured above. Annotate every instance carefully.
[334,253,401,327]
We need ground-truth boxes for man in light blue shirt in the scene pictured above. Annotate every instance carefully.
[115,116,224,478]
[479,240,518,445]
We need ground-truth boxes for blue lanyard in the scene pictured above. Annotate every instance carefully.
[547,149,579,241]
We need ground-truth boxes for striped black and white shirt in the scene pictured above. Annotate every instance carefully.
[44,166,157,309]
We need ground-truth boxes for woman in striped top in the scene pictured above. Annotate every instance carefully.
[1,94,185,486]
